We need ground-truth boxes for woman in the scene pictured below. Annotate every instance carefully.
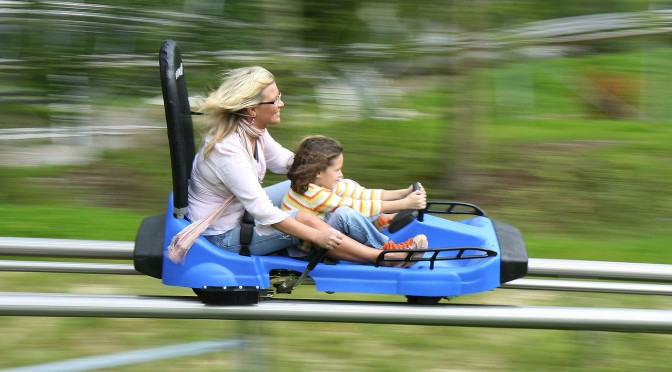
[188,66,417,265]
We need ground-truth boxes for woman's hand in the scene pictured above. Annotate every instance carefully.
[315,227,344,250]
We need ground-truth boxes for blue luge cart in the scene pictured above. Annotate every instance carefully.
[133,40,528,305]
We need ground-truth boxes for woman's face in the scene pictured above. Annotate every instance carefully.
[250,82,283,129]
[315,153,344,190]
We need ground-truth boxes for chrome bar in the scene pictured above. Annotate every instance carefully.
[504,278,672,296]
[528,258,672,282]
[0,292,670,333]
[0,237,133,259]
[3,339,245,372]
[0,260,140,275]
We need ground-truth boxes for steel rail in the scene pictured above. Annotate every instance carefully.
[1,237,671,282]
[0,237,133,259]
[529,258,672,283]
[0,292,670,334]
[2,339,247,372]
[503,278,672,296]
[0,260,139,275]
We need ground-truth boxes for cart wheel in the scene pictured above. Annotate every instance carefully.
[193,286,260,306]
[406,295,443,305]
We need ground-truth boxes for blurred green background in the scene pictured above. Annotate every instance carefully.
[1,1,671,370]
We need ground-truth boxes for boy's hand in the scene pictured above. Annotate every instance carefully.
[404,190,427,210]
[407,183,426,195]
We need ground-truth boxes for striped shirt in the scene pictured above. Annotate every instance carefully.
[282,179,384,220]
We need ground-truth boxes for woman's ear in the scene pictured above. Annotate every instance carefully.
[246,107,256,118]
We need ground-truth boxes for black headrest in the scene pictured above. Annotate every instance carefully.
[159,39,196,218]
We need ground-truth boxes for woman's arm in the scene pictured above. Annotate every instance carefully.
[272,214,342,249]
[214,139,288,226]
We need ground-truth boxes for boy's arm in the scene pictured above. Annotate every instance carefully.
[381,186,413,201]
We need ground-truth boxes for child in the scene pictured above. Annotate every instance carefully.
[282,135,429,256]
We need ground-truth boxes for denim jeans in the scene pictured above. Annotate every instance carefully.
[204,180,301,256]
[325,207,389,249]
[204,219,300,256]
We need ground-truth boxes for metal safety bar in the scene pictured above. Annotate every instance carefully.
[0,260,139,275]
[0,237,133,259]
[0,292,670,334]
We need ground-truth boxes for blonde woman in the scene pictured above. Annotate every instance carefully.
[188,66,417,265]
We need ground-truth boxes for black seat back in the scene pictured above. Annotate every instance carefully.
[159,39,196,218]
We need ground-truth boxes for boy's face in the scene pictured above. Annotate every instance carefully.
[315,153,344,190]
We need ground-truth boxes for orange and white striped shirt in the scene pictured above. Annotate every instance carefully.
[282,179,384,220]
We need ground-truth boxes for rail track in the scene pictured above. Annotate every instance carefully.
[0,237,671,334]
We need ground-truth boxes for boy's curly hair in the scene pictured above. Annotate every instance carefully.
[287,135,343,194]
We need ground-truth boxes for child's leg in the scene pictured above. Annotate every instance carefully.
[373,213,396,231]
[296,208,425,266]
[326,207,389,249]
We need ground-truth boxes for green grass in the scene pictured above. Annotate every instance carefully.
[0,204,147,241]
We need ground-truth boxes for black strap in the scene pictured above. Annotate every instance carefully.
[240,142,258,257]
[239,210,255,256]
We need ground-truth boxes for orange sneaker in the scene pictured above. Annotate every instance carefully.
[382,234,428,251]
[381,234,428,268]
[374,214,396,231]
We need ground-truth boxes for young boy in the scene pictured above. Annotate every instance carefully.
[282,135,428,254]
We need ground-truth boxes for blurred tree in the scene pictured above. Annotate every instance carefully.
[300,0,367,56]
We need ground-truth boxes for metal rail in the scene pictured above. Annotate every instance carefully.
[0,237,133,259]
[0,260,139,275]
[503,278,672,296]
[0,292,670,334]
[3,339,246,372]
[2,237,671,282]
[529,258,672,283]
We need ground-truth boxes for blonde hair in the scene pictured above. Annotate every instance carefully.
[198,66,275,158]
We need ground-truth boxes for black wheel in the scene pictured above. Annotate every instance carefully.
[193,286,260,305]
[406,295,443,305]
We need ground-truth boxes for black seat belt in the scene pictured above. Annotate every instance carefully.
[239,140,258,257]
[239,211,254,257]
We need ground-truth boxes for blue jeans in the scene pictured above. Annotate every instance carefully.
[205,181,301,256]
[204,216,300,256]
[325,207,389,249]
